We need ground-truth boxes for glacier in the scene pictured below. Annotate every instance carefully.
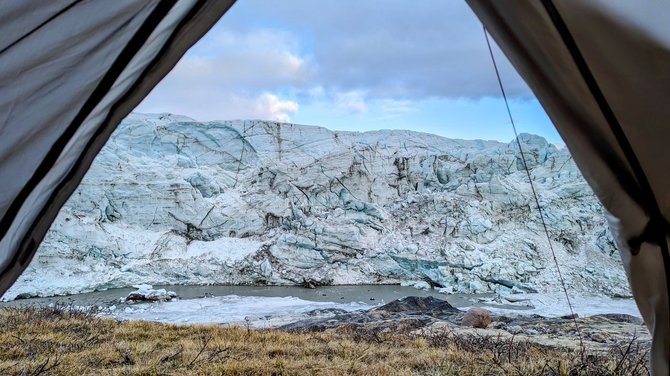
[2,113,630,300]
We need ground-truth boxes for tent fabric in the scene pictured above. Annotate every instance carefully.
[466,0,670,373]
[0,0,235,295]
[2,0,669,372]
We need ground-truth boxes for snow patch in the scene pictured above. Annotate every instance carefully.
[107,295,371,328]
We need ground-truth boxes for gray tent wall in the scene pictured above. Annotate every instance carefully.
[0,0,235,295]
[467,0,670,374]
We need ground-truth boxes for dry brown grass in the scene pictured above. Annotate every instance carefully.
[0,305,648,375]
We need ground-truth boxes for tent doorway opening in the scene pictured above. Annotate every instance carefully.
[2,0,630,321]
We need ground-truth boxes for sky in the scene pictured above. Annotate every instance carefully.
[136,0,563,144]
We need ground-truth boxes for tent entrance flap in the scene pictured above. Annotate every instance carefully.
[0,0,236,295]
[467,0,670,373]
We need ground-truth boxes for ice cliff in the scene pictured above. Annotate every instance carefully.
[3,113,630,300]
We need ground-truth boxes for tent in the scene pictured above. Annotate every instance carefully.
[467,1,670,373]
[1,0,668,373]
[0,0,234,295]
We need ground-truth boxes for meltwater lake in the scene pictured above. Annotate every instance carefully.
[0,284,641,327]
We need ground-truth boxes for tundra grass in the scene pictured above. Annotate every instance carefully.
[0,305,648,375]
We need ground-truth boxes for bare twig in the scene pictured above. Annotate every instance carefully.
[188,335,213,366]
[30,355,61,376]
[160,346,184,363]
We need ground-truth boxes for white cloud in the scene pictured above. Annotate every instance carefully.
[254,93,299,122]
[377,99,415,115]
[217,0,532,99]
[137,90,297,122]
[136,28,309,121]
[181,29,313,90]
[305,86,326,99]
[334,91,368,114]
[137,1,533,124]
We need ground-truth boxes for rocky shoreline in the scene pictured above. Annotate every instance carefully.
[102,285,647,353]
[1,283,647,354]
[281,296,649,353]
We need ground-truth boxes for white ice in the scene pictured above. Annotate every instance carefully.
[107,295,372,328]
[476,292,642,318]
[105,291,641,330]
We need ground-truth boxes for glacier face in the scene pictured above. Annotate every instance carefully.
[3,113,630,300]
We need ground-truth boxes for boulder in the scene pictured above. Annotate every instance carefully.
[462,307,492,328]
[125,284,177,302]
[371,296,459,318]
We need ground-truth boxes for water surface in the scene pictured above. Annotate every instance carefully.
[0,284,484,308]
